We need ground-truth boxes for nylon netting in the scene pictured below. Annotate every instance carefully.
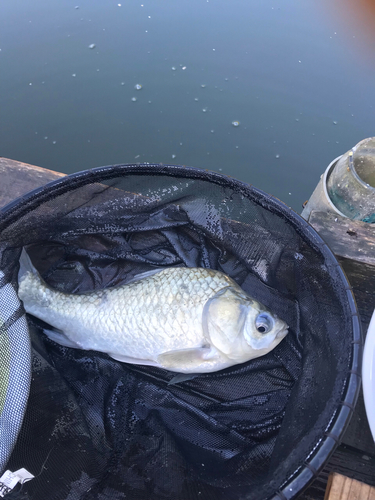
[0,165,353,500]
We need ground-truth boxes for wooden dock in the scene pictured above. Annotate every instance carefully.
[1,157,374,500]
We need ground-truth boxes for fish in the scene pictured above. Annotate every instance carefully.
[17,249,288,374]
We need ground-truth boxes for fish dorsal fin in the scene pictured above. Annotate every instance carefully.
[19,248,39,281]
[202,287,248,356]
[125,268,167,285]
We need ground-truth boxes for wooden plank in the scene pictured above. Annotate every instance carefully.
[307,212,375,458]
[324,472,375,500]
[333,258,375,455]
[308,211,375,266]
[337,257,375,325]
[0,157,65,209]
[340,389,375,456]
[301,445,375,500]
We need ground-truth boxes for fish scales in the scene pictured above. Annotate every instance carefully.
[19,267,236,357]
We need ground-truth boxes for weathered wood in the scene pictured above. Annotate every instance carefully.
[330,257,375,456]
[337,258,375,325]
[306,210,375,458]
[301,445,375,500]
[340,389,375,456]
[302,210,375,499]
[309,211,375,266]
[0,157,65,209]
[324,472,375,500]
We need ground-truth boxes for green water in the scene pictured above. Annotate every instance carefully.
[1,0,375,212]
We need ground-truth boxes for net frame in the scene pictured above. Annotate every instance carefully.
[0,163,362,499]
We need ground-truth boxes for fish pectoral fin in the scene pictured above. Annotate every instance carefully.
[157,346,216,372]
[42,328,82,349]
[108,353,160,367]
[168,373,200,385]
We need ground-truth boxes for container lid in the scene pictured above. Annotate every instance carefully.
[363,309,375,442]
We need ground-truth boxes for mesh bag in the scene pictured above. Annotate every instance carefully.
[0,164,360,500]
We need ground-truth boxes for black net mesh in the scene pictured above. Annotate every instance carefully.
[0,165,354,500]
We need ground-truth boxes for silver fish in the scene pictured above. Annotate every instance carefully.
[18,250,288,374]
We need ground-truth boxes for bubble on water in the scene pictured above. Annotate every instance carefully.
[275,154,280,158]
[72,73,76,77]
[52,141,57,144]
[172,154,176,159]
[295,118,299,122]
[218,168,222,172]
[44,136,48,140]
[182,66,186,70]
[88,43,96,49]
[210,130,214,133]
[29,83,32,86]
[202,108,208,112]
[75,5,79,9]
[194,98,199,101]
[135,83,142,90]
[232,121,240,127]
[201,84,206,88]
[121,82,125,86]
[171,67,176,71]
[131,97,137,102]
[333,120,338,125]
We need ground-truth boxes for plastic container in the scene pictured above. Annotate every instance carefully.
[327,137,375,222]
[301,137,375,223]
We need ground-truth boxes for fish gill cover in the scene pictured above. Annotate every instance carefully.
[0,164,354,500]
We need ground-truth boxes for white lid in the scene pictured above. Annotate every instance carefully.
[362,309,375,441]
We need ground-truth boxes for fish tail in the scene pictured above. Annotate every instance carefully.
[18,248,39,282]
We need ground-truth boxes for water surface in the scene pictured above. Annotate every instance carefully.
[1,0,375,212]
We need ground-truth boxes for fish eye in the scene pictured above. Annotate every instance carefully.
[255,313,274,334]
